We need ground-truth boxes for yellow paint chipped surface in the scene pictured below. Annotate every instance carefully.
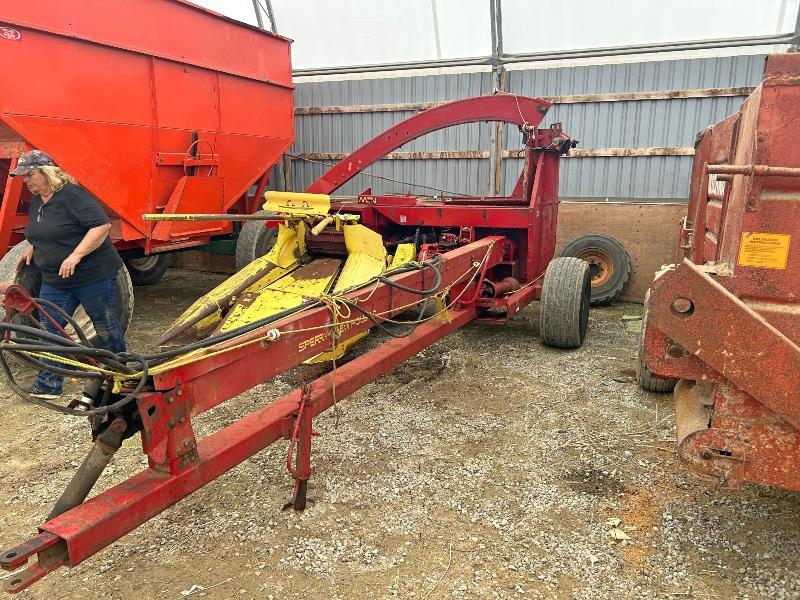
[306,225,388,363]
[217,259,342,334]
[263,191,330,216]
[333,224,387,293]
[389,243,417,269]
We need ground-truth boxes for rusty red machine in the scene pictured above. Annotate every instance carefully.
[0,3,591,593]
[639,53,800,492]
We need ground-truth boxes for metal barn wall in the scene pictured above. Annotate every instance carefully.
[503,54,766,199]
[286,53,768,200]
[289,71,494,197]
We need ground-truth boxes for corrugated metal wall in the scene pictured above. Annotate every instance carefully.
[504,54,766,198]
[289,72,493,197]
[284,53,767,200]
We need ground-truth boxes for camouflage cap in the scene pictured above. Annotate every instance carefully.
[11,150,56,176]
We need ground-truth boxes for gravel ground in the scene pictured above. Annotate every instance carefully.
[1,268,799,599]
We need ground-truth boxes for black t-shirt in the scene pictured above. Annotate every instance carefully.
[25,183,123,288]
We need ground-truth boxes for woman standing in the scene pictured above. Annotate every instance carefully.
[12,150,127,399]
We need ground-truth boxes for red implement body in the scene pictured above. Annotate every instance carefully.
[307,94,571,312]
[0,91,587,592]
[0,0,293,257]
[640,53,800,492]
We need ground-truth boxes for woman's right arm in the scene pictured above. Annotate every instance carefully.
[15,245,33,271]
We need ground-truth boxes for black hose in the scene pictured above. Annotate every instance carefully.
[0,349,148,417]
[0,321,134,363]
[0,321,89,347]
[0,258,443,415]
[0,324,133,373]
[34,298,94,347]
[0,338,135,374]
[337,298,420,339]
[376,262,441,295]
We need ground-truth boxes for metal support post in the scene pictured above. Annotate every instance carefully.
[251,0,265,29]
[286,386,314,511]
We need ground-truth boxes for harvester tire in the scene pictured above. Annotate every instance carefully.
[0,240,134,342]
[636,290,677,393]
[124,254,171,286]
[236,211,278,271]
[560,234,630,306]
[539,257,591,349]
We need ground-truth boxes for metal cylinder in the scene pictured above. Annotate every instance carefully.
[705,163,800,178]
[481,277,521,297]
[47,418,127,521]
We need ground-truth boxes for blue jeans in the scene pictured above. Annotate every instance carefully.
[35,277,126,393]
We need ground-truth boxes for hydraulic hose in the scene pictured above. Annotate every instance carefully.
[0,258,443,415]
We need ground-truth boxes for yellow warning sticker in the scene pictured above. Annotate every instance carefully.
[737,232,791,269]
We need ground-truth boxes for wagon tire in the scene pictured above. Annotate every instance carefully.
[539,257,591,349]
[124,254,171,286]
[0,241,134,344]
[235,211,278,271]
[636,289,677,393]
[561,235,630,306]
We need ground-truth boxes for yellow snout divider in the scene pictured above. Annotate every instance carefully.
[157,190,419,363]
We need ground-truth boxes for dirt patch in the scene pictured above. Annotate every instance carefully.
[563,466,627,497]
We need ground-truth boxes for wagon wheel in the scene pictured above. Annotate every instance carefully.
[561,235,630,306]
[124,254,171,286]
[539,257,591,349]
[0,241,134,344]
[235,210,278,270]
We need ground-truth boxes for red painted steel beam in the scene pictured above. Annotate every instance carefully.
[647,259,800,429]
[305,95,550,195]
[373,206,531,229]
[8,306,477,587]
[0,164,24,259]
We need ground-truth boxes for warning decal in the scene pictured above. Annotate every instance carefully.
[737,232,791,269]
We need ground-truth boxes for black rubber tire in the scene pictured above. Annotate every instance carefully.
[560,235,630,306]
[235,211,279,271]
[636,290,677,393]
[124,254,171,286]
[539,257,591,349]
[0,240,134,342]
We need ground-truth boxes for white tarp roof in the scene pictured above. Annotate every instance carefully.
[194,0,799,69]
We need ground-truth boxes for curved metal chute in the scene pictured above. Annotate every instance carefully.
[304,94,551,195]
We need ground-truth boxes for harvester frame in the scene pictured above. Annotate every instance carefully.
[0,87,590,592]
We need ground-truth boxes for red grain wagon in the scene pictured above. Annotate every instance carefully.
[0,0,293,316]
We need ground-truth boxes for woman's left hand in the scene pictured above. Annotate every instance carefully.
[59,253,82,278]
